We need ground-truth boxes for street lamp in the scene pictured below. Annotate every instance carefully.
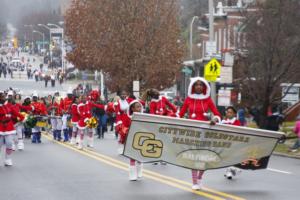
[190,16,199,59]
[24,25,34,52]
[33,30,45,51]
[47,23,65,73]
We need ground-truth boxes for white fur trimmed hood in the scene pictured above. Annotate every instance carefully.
[188,77,210,100]
[127,100,143,118]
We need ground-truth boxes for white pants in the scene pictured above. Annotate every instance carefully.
[15,123,24,139]
[0,135,15,150]
[50,118,63,131]
[62,114,69,130]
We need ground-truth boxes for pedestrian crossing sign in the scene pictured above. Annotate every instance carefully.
[204,58,221,82]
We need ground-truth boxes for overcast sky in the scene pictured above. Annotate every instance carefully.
[0,0,61,25]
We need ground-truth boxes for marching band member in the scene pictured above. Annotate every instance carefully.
[116,100,143,181]
[70,96,80,145]
[115,90,134,154]
[48,96,63,141]
[31,92,47,143]
[179,77,221,190]
[77,94,106,149]
[0,91,25,166]
[221,106,242,179]
[143,88,177,165]
[22,96,33,139]
[6,91,33,150]
[145,89,177,117]
[60,89,74,142]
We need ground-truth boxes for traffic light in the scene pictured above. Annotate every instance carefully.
[12,37,18,48]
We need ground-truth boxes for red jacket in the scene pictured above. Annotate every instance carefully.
[48,102,62,116]
[149,96,177,116]
[116,100,143,144]
[11,103,33,124]
[115,98,134,126]
[221,117,241,126]
[60,97,73,114]
[71,103,80,124]
[77,101,105,129]
[77,103,91,129]
[31,101,47,116]
[180,77,221,121]
[179,97,221,121]
[0,103,24,135]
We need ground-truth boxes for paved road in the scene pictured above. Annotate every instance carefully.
[0,130,299,200]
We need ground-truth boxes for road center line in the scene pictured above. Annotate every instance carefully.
[43,133,246,200]
[267,168,292,174]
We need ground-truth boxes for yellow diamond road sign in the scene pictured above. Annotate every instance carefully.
[204,58,221,82]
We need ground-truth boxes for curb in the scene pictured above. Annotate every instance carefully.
[272,152,300,159]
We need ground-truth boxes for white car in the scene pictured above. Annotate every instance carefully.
[160,91,176,101]
[10,58,25,71]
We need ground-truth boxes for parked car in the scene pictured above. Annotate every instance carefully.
[10,58,25,71]
[160,91,176,101]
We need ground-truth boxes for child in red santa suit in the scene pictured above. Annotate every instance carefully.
[30,92,47,143]
[143,88,177,165]
[221,106,242,179]
[0,91,25,166]
[179,77,221,190]
[6,91,32,150]
[77,93,106,149]
[116,100,143,181]
[115,90,134,154]
[144,88,177,117]
[70,96,80,145]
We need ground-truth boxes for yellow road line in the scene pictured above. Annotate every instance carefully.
[75,144,246,200]
[42,134,245,200]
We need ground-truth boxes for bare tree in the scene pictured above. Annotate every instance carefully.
[235,0,300,128]
[65,0,184,92]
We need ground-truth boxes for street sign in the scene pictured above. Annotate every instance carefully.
[205,41,217,56]
[218,89,231,106]
[204,58,221,82]
[220,66,233,83]
[282,86,299,104]
[224,52,234,66]
[181,66,193,75]
[50,28,63,34]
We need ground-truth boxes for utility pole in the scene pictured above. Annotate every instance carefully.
[209,0,217,103]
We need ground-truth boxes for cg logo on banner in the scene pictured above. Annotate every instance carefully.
[132,132,163,158]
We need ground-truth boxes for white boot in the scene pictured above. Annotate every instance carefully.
[77,139,83,150]
[76,135,80,145]
[17,140,24,150]
[117,144,124,155]
[129,165,138,181]
[192,184,201,190]
[136,163,143,178]
[224,167,233,179]
[11,143,16,151]
[87,137,94,148]
[4,157,13,166]
[70,137,76,145]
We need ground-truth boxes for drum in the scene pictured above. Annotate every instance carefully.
[35,116,48,128]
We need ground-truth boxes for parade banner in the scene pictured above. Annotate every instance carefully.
[123,113,284,171]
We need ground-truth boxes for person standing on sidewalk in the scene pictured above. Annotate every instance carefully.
[289,115,300,152]
[51,73,55,87]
